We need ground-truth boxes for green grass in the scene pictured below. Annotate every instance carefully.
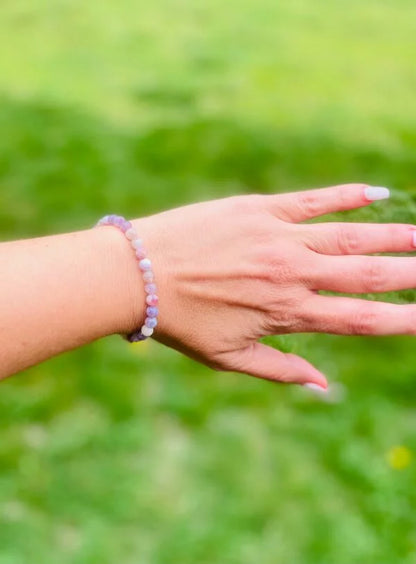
[1,1,416,562]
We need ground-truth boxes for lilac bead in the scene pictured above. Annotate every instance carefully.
[139,258,152,271]
[145,317,158,329]
[144,283,157,294]
[113,216,126,229]
[97,215,110,225]
[143,271,154,282]
[146,294,159,306]
[146,306,159,318]
[135,248,147,260]
[120,219,133,232]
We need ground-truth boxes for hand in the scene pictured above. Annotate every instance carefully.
[132,184,416,388]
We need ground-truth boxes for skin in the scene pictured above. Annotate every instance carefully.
[1,183,415,386]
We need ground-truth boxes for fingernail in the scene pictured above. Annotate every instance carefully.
[303,383,328,392]
[364,186,390,201]
[412,231,416,248]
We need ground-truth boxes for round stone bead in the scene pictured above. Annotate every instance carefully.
[143,271,154,282]
[128,331,147,342]
[141,325,154,337]
[144,283,157,294]
[145,317,158,329]
[120,219,133,232]
[139,258,152,271]
[135,248,147,260]
[146,306,159,318]
[125,228,138,241]
[146,294,159,306]
[112,216,126,229]
[97,215,110,225]
[131,238,143,250]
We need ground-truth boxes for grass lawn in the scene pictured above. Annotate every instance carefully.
[1,1,416,562]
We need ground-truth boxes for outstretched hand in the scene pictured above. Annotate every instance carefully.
[132,184,414,389]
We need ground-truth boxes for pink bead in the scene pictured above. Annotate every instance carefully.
[143,271,154,282]
[146,294,159,306]
[135,248,147,260]
[145,283,157,294]
[125,228,137,241]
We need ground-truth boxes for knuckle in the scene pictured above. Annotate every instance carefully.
[267,308,298,333]
[266,294,307,332]
[296,192,322,217]
[336,225,361,254]
[348,305,378,335]
[260,250,294,283]
[361,260,387,292]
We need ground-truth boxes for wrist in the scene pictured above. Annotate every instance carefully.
[92,219,147,337]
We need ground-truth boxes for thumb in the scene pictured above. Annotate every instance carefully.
[224,342,328,388]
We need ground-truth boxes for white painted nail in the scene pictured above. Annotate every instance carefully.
[364,186,390,201]
[412,231,416,248]
[303,383,328,392]
[303,382,346,403]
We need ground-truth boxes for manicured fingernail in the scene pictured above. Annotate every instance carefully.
[303,383,328,392]
[364,186,390,201]
[412,231,416,248]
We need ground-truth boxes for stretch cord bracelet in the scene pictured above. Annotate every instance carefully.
[94,214,159,343]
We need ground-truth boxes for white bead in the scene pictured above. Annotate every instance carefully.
[141,325,154,337]
[125,228,138,240]
[139,258,152,271]
[131,238,143,249]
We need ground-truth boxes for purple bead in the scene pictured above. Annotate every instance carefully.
[145,317,158,329]
[146,306,159,318]
[107,214,118,223]
[127,331,147,342]
[116,219,127,231]
[120,219,133,232]
[146,294,159,306]
[144,283,157,294]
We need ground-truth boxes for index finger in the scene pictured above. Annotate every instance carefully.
[265,183,390,223]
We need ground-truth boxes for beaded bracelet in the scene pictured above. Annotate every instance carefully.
[94,214,159,343]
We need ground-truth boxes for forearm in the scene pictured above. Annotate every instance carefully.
[0,222,145,379]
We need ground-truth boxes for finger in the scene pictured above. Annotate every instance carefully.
[308,255,416,294]
[223,342,328,388]
[265,183,390,223]
[300,222,416,255]
[303,294,416,336]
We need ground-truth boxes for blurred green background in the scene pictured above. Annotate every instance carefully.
[1,1,416,562]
